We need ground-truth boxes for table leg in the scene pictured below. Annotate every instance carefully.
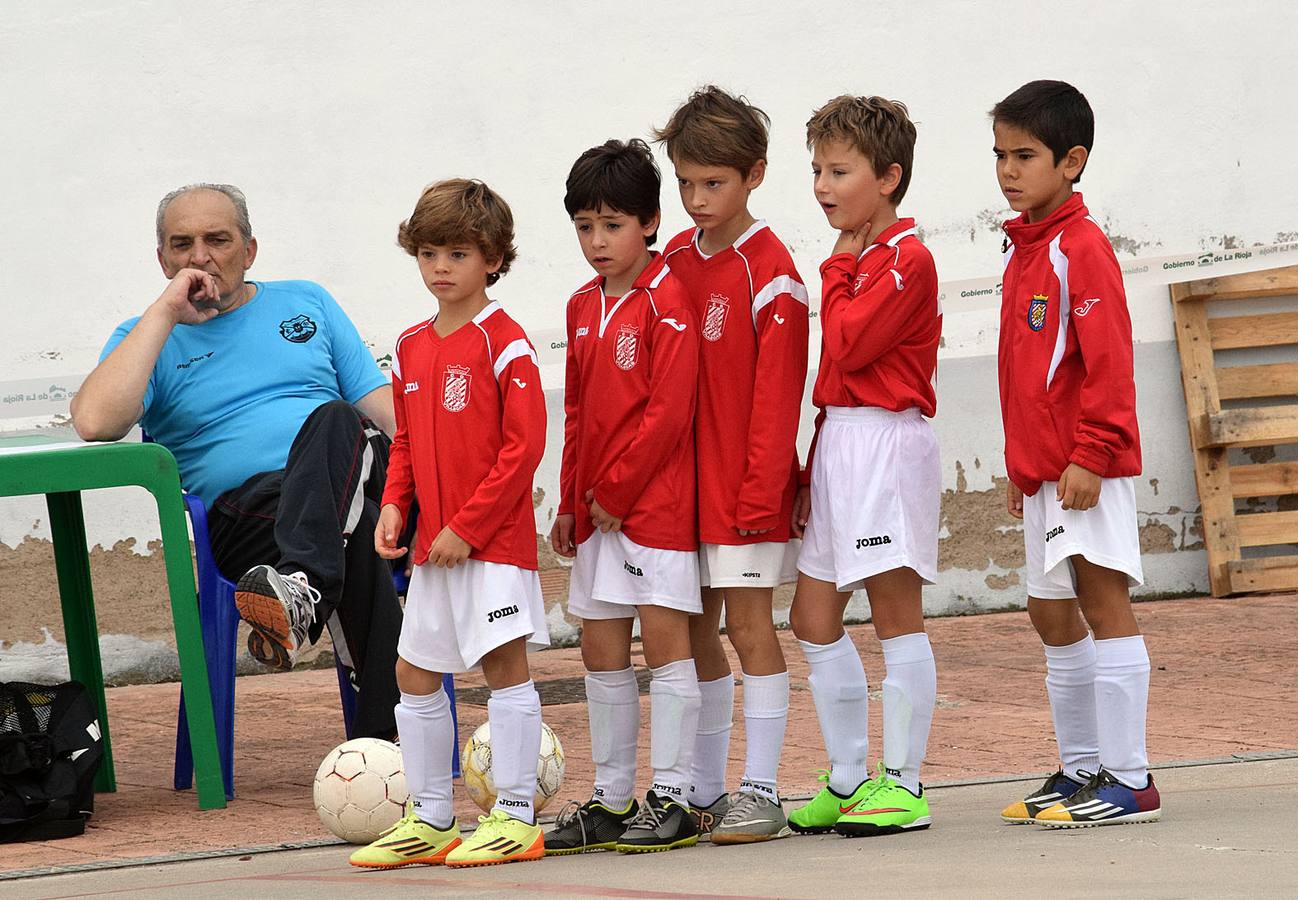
[46,491,116,793]
[151,486,227,810]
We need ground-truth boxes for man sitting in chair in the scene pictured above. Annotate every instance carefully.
[72,183,401,738]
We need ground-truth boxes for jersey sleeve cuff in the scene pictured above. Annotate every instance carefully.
[1068,446,1112,477]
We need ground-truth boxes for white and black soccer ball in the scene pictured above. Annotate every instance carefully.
[313,737,408,843]
[461,721,565,814]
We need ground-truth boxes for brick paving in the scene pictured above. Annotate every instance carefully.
[2,593,1294,873]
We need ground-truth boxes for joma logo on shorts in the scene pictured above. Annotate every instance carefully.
[1045,526,1065,543]
[855,535,892,549]
[486,604,519,623]
[624,561,644,577]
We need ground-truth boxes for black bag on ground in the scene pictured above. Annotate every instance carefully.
[0,681,103,842]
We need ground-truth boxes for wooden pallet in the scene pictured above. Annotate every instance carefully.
[1170,264,1298,595]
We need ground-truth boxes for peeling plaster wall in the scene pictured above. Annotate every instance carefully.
[3,3,1296,655]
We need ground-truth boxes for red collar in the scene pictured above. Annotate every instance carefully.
[1003,193,1088,250]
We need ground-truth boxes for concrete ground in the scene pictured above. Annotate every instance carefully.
[7,757,1296,900]
[1,593,1295,895]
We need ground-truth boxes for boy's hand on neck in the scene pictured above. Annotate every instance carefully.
[833,224,870,258]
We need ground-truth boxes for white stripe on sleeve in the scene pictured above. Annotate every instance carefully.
[751,275,810,326]
[493,338,539,379]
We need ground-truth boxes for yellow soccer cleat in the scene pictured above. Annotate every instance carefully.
[445,809,545,868]
[1000,770,1087,824]
[349,812,461,868]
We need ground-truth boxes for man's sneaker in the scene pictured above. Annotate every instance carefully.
[787,769,878,834]
[615,791,699,853]
[1001,770,1088,824]
[688,792,730,841]
[544,797,638,855]
[711,791,792,845]
[235,565,319,670]
[1036,768,1161,828]
[833,765,931,837]
[445,809,545,867]
[349,812,461,868]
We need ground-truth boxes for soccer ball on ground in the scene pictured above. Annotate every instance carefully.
[462,721,565,814]
[313,737,408,843]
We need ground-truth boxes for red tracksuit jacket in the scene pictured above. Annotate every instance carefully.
[558,254,700,551]
[663,222,809,544]
[998,193,1142,496]
[804,218,941,482]
[382,301,546,568]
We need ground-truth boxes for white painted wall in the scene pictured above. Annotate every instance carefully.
[3,1,1297,609]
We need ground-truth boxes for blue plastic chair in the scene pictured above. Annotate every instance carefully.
[171,486,459,799]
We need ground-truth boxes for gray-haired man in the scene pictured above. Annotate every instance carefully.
[73,184,402,737]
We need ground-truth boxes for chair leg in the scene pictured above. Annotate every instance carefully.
[174,580,238,799]
[443,673,460,778]
[336,656,358,740]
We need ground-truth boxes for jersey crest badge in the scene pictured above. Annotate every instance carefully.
[278,314,317,343]
[703,292,730,342]
[442,364,471,412]
[1028,294,1049,332]
[614,324,640,371]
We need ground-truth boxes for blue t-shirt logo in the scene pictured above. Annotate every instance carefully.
[279,314,317,343]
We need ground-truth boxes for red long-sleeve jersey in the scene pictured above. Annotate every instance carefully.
[804,218,941,483]
[557,254,700,551]
[663,222,808,544]
[998,193,1141,496]
[382,301,546,569]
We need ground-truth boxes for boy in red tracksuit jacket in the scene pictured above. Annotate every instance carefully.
[354,179,550,870]
[992,80,1160,829]
[655,86,809,844]
[786,95,943,840]
[545,139,704,855]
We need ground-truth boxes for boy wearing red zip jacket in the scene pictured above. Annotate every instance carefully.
[992,80,1160,829]
[786,95,942,840]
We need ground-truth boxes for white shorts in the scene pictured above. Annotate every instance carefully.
[700,541,800,589]
[797,406,940,592]
[568,530,702,620]
[1022,476,1145,599]
[397,560,550,673]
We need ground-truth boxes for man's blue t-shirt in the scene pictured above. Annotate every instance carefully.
[100,280,387,509]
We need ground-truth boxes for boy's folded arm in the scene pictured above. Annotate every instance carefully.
[594,309,700,519]
[379,369,417,521]
[1066,242,1138,475]
[736,291,810,530]
[820,251,934,372]
[448,352,547,548]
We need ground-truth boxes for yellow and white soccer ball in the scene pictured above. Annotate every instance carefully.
[461,721,565,814]
[313,737,408,843]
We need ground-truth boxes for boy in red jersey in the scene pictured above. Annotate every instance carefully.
[787,96,942,839]
[544,140,703,854]
[350,179,550,869]
[992,80,1160,828]
[654,86,809,844]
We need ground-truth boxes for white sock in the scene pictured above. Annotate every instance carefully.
[688,674,734,807]
[487,680,542,824]
[585,667,639,810]
[1094,635,1151,787]
[1044,635,1101,782]
[739,671,788,804]
[800,633,869,794]
[880,632,936,794]
[649,659,701,804]
[394,688,454,829]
